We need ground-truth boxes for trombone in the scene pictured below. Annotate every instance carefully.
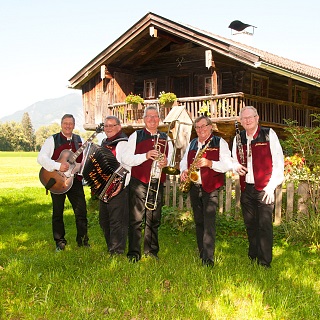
[144,120,181,210]
[144,133,166,211]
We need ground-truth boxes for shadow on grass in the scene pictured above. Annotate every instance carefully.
[0,187,319,319]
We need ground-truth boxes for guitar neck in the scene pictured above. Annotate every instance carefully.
[71,125,103,162]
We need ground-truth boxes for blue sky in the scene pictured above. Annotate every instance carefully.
[1,0,319,119]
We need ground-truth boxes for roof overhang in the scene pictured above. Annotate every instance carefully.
[254,61,320,87]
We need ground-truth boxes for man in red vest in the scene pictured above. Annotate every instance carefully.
[37,114,89,251]
[122,106,173,262]
[180,116,233,267]
[232,106,284,268]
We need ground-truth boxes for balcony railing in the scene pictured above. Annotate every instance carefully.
[105,92,320,128]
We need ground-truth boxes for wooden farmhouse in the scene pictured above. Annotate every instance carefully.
[68,12,320,144]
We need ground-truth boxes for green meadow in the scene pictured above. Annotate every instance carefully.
[0,152,319,319]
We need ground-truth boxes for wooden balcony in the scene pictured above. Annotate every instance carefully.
[84,92,320,141]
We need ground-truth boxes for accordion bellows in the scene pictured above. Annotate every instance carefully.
[82,144,127,202]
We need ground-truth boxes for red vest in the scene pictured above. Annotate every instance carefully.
[187,135,225,193]
[236,126,272,191]
[101,131,128,157]
[131,129,169,184]
[52,132,83,163]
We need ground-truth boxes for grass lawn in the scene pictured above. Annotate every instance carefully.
[0,152,319,319]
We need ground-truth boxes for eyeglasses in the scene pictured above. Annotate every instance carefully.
[195,124,209,130]
[241,115,257,121]
[145,115,159,119]
[104,124,119,128]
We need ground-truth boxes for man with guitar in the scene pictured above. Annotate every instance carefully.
[37,114,89,251]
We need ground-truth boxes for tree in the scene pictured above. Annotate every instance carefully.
[21,112,36,151]
[283,114,320,214]
[0,121,26,151]
[35,123,61,151]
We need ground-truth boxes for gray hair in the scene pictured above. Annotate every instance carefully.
[61,114,75,124]
[239,106,258,119]
[104,115,121,125]
[143,105,160,118]
[194,115,212,128]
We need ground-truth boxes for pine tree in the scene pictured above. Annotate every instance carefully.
[21,112,36,151]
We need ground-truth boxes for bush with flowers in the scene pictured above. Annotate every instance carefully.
[284,153,310,183]
[198,100,211,116]
[125,93,144,104]
[158,91,177,105]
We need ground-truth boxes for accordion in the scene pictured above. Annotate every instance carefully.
[81,143,128,203]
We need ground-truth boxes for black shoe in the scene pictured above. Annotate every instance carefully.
[145,252,159,260]
[249,257,257,264]
[258,262,271,269]
[127,255,139,263]
[78,242,90,248]
[77,235,90,248]
[202,259,214,267]
[56,242,66,252]
[109,252,123,258]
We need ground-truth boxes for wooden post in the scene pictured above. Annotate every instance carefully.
[297,181,309,216]
[172,175,177,207]
[178,193,184,210]
[218,187,224,214]
[225,176,232,213]
[274,185,283,225]
[186,193,191,209]
[165,175,170,206]
[234,175,241,217]
[212,69,218,95]
[286,182,294,219]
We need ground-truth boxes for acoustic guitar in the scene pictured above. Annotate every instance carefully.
[39,123,104,194]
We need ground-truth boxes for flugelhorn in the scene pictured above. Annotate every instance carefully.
[162,120,181,175]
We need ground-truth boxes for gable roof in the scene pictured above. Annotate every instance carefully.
[69,12,320,89]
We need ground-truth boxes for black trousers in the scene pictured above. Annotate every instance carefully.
[50,178,88,246]
[241,183,274,266]
[190,184,218,261]
[127,177,163,260]
[99,187,129,254]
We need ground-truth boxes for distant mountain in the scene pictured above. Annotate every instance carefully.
[0,93,85,132]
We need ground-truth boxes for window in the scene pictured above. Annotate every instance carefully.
[294,86,308,104]
[205,77,212,95]
[144,79,157,99]
[251,74,269,97]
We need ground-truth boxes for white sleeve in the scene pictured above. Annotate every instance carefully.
[266,128,284,190]
[231,137,242,171]
[179,143,190,172]
[37,136,61,172]
[116,140,132,186]
[166,137,174,166]
[211,138,233,173]
[121,131,148,167]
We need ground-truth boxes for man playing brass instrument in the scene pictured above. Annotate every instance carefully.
[122,106,173,262]
[180,116,233,267]
[232,106,284,268]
